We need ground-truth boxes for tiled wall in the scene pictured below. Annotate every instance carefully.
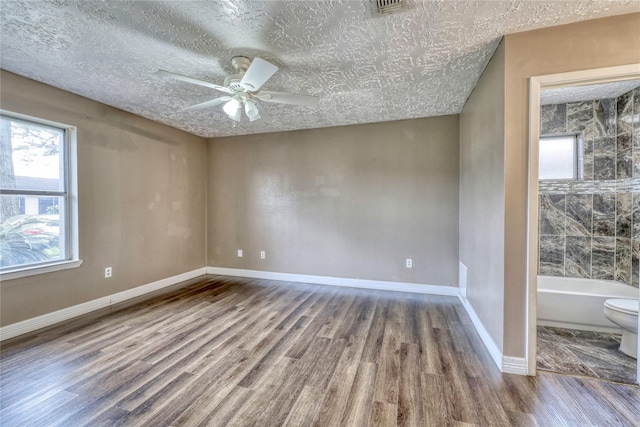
[538,87,640,287]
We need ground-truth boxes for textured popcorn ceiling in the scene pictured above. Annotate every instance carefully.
[1,1,639,138]
[541,80,640,105]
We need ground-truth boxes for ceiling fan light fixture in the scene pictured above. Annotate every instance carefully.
[244,99,261,122]
[223,98,242,122]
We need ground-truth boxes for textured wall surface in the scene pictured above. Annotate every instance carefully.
[1,1,638,138]
[459,41,506,352]
[0,71,207,326]
[503,12,640,358]
[538,87,640,287]
[207,116,460,287]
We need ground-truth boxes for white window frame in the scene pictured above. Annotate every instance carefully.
[538,133,584,181]
[0,111,82,280]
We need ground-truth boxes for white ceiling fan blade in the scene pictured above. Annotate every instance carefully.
[256,91,319,107]
[254,100,271,122]
[239,58,278,91]
[155,70,234,95]
[181,96,232,111]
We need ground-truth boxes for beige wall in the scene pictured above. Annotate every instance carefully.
[0,71,207,326]
[502,13,640,357]
[207,116,460,286]
[459,41,506,350]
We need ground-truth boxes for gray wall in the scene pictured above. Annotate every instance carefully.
[538,87,640,287]
[1,71,207,326]
[207,116,460,287]
[503,12,640,357]
[459,41,506,351]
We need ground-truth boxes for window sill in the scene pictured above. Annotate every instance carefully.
[0,259,83,281]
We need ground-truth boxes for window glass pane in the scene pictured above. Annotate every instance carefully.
[0,195,65,269]
[539,135,577,180]
[0,113,73,274]
[0,116,64,192]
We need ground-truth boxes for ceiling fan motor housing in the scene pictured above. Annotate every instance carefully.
[224,56,252,90]
[224,73,245,91]
[231,56,252,72]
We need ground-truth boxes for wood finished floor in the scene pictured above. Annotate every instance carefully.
[1,276,639,426]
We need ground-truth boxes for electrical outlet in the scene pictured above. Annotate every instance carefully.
[260,251,266,259]
[237,249,243,257]
[406,259,412,268]
[105,267,112,278]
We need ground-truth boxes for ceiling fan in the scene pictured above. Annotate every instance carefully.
[155,56,319,123]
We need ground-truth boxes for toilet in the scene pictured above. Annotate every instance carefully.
[604,299,638,359]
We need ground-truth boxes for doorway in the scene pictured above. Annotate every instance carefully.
[526,64,640,384]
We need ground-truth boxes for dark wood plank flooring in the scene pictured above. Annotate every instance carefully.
[1,276,639,426]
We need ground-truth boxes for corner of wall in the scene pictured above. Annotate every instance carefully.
[457,294,503,371]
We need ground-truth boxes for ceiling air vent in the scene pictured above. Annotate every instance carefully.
[373,0,407,16]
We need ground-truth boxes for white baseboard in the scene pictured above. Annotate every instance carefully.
[502,356,527,375]
[206,267,459,296]
[457,294,503,372]
[0,267,207,341]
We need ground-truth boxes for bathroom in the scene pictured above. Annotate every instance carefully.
[535,81,639,384]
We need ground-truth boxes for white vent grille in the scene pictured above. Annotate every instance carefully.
[373,0,406,15]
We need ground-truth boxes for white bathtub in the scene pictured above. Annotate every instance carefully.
[537,276,638,332]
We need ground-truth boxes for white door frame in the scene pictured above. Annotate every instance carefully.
[526,64,640,381]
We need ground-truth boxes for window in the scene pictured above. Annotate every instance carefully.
[538,134,583,181]
[0,112,80,278]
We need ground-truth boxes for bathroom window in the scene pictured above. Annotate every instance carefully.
[539,134,583,181]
